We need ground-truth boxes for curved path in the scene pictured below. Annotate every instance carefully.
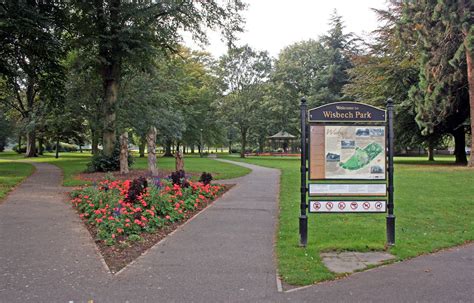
[0,160,282,302]
[1,160,473,302]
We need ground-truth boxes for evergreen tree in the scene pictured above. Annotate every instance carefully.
[321,10,357,102]
[401,0,472,165]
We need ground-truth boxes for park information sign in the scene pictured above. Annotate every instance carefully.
[299,100,396,247]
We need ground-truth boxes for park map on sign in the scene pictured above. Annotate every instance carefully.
[321,126,386,179]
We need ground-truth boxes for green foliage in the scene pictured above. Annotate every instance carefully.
[400,1,471,164]
[12,145,26,154]
[87,143,134,173]
[0,111,11,152]
[69,0,246,154]
[217,45,272,157]
[0,1,66,156]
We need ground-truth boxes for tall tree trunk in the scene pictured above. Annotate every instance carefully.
[452,127,467,165]
[164,140,173,157]
[98,0,121,157]
[25,76,36,157]
[191,145,195,154]
[102,78,118,157]
[25,129,36,157]
[176,142,180,154]
[466,42,474,167]
[240,129,247,158]
[38,137,44,156]
[175,150,184,171]
[91,127,99,155]
[55,137,60,159]
[147,126,158,176]
[229,140,232,154]
[427,143,434,161]
[119,131,129,174]
[79,145,83,153]
[18,136,22,154]
[139,134,146,158]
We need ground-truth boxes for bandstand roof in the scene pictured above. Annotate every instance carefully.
[267,131,296,140]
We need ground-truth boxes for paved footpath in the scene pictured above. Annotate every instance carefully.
[1,160,473,303]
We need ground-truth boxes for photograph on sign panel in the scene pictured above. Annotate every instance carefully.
[323,126,386,179]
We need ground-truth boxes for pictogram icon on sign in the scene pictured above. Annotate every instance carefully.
[326,202,334,210]
[363,202,370,210]
[375,202,383,209]
[314,202,321,210]
[350,202,358,210]
[338,202,346,210]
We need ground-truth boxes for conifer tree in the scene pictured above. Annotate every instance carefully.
[402,0,473,165]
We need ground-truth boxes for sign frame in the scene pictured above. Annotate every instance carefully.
[299,99,396,247]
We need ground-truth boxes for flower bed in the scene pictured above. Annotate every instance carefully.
[71,177,224,246]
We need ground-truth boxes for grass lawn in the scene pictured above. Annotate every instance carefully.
[221,155,474,285]
[0,151,250,187]
[0,160,35,201]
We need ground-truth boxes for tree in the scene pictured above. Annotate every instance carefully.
[0,110,11,152]
[217,45,272,158]
[270,13,357,135]
[321,11,357,102]
[0,1,66,157]
[401,0,472,165]
[69,0,245,157]
[64,51,104,155]
[343,5,437,157]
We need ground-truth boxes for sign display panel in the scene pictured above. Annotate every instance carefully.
[310,125,386,180]
[309,200,387,213]
[308,183,387,196]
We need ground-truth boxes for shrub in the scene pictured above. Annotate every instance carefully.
[54,142,78,152]
[13,144,26,154]
[169,170,189,188]
[199,172,213,185]
[87,143,134,172]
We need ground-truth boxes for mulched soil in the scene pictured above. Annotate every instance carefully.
[77,184,234,274]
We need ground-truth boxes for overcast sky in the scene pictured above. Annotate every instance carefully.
[186,0,389,58]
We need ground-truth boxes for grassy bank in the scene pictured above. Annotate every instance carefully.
[0,160,35,201]
[223,155,474,285]
[0,151,250,186]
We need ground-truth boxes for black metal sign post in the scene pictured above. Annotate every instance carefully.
[300,98,308,247]
[386,98,395,245]
[300,99,395,247]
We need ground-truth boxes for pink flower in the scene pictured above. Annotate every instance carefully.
[165,215,171,220]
